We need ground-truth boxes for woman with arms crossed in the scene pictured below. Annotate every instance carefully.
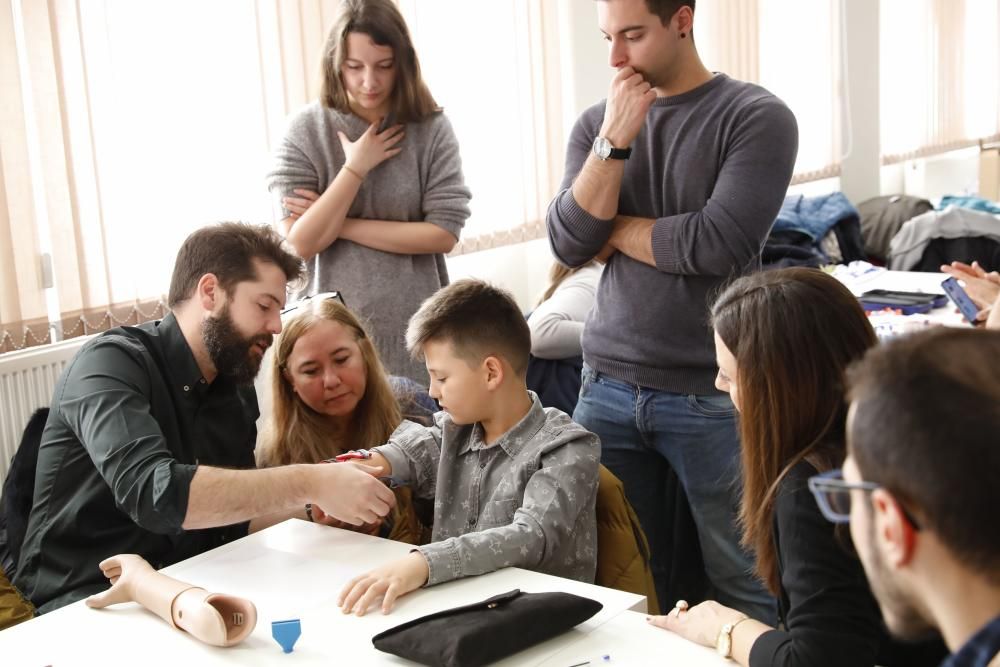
[267,0,471,383]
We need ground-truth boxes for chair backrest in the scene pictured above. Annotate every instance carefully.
[0,407,49,578]
[594,464,660,615]
[0,565,34,630]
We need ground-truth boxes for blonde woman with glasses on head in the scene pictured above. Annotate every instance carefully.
[254,297,435,543]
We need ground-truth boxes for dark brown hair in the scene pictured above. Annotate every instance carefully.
[711,268,877,594]
[258,298,400,467]
[847,328,1000,584]
[167,222,304,308]
[320,0,438,124]
[407,279,531,375]
[645,0,695,24]
[598,0,695,25]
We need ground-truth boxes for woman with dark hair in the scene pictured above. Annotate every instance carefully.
[648,267,944,666]
[267,0,471,383]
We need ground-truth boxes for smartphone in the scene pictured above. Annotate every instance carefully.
[941,277,982,323]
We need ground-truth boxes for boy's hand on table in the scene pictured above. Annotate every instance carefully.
[338,551,430,616]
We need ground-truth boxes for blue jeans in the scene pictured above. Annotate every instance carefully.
[574,365,775,623]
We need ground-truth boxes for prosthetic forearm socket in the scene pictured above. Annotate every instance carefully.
[86,554,257,647]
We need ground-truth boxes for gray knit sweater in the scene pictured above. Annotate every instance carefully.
[267,103,471,383]
[547,74,798,394]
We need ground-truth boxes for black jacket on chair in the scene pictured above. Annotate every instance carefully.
[0,407,50,578]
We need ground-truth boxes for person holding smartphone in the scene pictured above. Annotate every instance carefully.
[267,0,471,384]
[941,261,1000,326]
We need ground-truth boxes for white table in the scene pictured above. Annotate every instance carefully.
[1,520,658,666]
[535,610,730,667]
[834,268,969,331]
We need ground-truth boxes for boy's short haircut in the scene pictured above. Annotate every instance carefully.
[406,279,531,375]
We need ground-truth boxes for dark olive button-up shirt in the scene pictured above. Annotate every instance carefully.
[14,314,258,612]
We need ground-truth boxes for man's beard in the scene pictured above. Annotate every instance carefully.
[202,303,271,385]
[862,520,937,642]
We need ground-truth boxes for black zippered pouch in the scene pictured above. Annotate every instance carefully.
[371,589,603,667]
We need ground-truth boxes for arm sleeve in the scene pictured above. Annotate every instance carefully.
[265,114,322,221]
[651,99,799,276]
[417,432,600,586]
[372,419,443,501]
[749,476,883,667]
[528,265,601,359]
[546,110,616,266]
[421,114,472,240]
[56,340,196,534]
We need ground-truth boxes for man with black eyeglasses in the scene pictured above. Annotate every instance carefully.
[809,328,1000,667]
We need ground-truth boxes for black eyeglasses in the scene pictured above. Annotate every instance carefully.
[808,469,922,530]
[280,291,345,316]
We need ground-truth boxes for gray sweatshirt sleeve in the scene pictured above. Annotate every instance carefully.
[416,430,600,586]
[546,111,616,267]
[421,114,472,240]
[650,98,798,276]
[265,112,324,220]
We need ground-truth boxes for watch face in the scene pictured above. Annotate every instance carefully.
[593,136,612,160]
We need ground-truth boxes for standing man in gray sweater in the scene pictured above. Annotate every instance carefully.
[547,0,797,622]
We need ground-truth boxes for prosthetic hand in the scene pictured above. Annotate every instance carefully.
[86,554,257,647]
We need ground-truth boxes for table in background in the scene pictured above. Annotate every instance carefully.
[835,268,969,329]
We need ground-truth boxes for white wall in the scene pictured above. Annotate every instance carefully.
[445,1,988,306]
[446,238,554,311]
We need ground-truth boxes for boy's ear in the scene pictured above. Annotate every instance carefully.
[483,355,504,389]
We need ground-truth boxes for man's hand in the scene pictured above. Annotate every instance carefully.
[308,463,395,526]
[600,66,657,148]
[338,551,430,616]
[85,554,155,608]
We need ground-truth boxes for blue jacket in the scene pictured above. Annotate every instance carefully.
[773,192,860,241]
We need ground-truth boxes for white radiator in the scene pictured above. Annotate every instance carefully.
[0,336,91,484]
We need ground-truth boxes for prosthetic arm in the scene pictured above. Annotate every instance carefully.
[86,554,257,647]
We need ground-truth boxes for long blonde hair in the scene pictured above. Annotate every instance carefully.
[257,299,401,467]
[537,260,595,306]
